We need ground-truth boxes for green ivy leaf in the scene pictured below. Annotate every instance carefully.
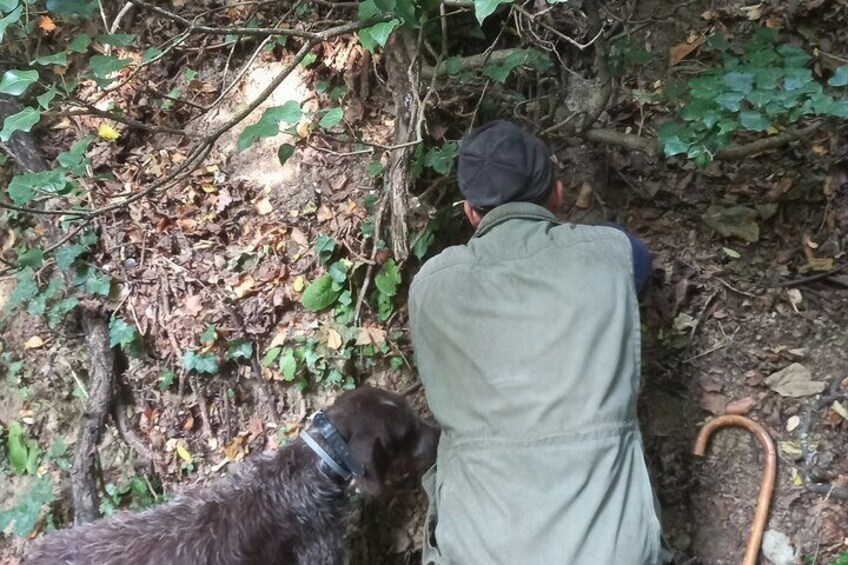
[4,268,37,312]
[829,66,848,87]
[37,87,58,109]
[327,261,348,284]
[0,475,54,538]
[226,338,253,361]
[366,161,383,176]
[473,0,511,24]
[715,92,745,112]
[17,248,43,268]
[142,47,163,62]
[27,276,63,316]
[359,19,399,52]
[300,53,317,68]
[200,323,217,345]
[776,44,811,68]
[375,258,401,297]
[158,369,176,391]
[783,68,813,91]
[0,107,40,143]
[55,243,87,270]
[724,71,754,94]
[314,234,336,262]
[318,107,344,130]
[277,143,296,166]
[444,56,463,75]
[108,317,138,348]
[237,102,302,151]
[301,274,342,312]
[47,0,96,15]
[88,55,132,79]
[47,296,79,328]
[95,33,135,46]
[0,6,23,44]
[0,69,38,96]
[358,0,380,20]
[483,49,551,83]
[0,0,19,11]
[262,346,282,367]
[182,350,219,374]
[7,421,28,474]
[57,136,94,170]
[279,348,297,381]
[78,267,111,296]
[739,111,771,132]
[69,33,92,53]
[423,141,458,175]
[34,52,68,66]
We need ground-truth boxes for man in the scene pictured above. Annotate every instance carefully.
[409,120,665,564]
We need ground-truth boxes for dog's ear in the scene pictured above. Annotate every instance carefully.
[349,434,388,496]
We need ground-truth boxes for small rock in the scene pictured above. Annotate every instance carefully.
[762,529,795,565]
[725,396,757,415]
[786,415,801,432]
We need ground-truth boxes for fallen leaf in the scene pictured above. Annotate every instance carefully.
[201,183,218,194]
[24,336,44,349]
[673,312,695,332]
[233,275,257,298]
[39,15,56,32]
[317,205,334,223]
[292,276,305,292]
[256,198,273,215]
[786,415,801,432]
[326,328,343,350]
[356,326,386,346]
[290,228,308,246]
[700,392,728,415]
[175,442,193,463]
[669,35,705,66]
[725,397,757,415]
[184,294,203,316]
[97,124,121,141]
[765,363,826,398]
[779,440,803,460]
[700,9,717,19]
[222,435,246,462]
[786,288,802,312]
[575,181,593,209]
[268,330,288,349]
[764,14,781,28]
[703,205,760,242]
[740,3,763,20]
[799,257,834,273]
[803,234,820,249]
[832,401,848,421]
[182,412,195,431]
[762,530,795,565]
[722,247,741,259]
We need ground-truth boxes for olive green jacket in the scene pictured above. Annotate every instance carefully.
[409,202,664,565]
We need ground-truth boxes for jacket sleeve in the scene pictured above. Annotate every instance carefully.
[600,222,652,293]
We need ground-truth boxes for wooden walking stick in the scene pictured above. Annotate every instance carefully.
[693,415,777,565]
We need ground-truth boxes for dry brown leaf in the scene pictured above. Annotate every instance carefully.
[39,15,56,32]
[233,275,257,298]
[184,294,203,316]
[268,330,288,349]
[765,363,825,398]
[800,257,834,273]
[256,198,273,215]
[183,412,195,431]
[669,35,705,66]
[700,9,717,19]
[24,336,44,349]
[740,3,763,20]
[290,228,308,246]
[725,397,757,415]
[326,328,343,350]
[222,435,247,462]
[786,288,802,312]
[764,14,781,28]
[356,326,386,346]
[575,181,593,209]
[317,205,334,223]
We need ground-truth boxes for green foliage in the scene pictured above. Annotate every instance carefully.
[159,368,176,391]
[100,475,156,517]
[277,143,296,166]
[301,273,342,312]
[423,141,458,175]
[0,106,41,143]
[182,350,219,374]
[109,317,143,358]
[8,169,67,205]
[359,19,400,52]
[226,338,253,361]
[6,421,41,475]
[0,69,38,96]
[318,107,344,130]
[88,55,132,82]
[373,258,401,320]
[0,475,54,537]
[412,219,439,260]
[482,49,552,83]
[473,0,511,24]
[314,234,336,263]
[237,101,303,151]
[200,324,217,345]
[660,31,848,166]
[0,6,23,44]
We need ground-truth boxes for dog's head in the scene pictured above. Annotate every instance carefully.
[325,386,439,496]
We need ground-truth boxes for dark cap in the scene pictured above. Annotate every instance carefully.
[457,120,554,208]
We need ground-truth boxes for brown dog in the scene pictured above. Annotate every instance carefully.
[24,386,439,565]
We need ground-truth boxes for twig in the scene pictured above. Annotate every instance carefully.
[112,395,155,471]
[799,380,848,500]
[716,277,758,298]
[190,373,214,440]
[66,102,193,137]
[127,0,390,41]
[353,192,389,324]
[771,262,848,288]
[690,290,719,340]
[512,4,606,50]
[109,2,134,33]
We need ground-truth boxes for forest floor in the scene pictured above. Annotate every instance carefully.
[2,0,848,563]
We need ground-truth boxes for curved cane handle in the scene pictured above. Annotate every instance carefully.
[693,415,777,565]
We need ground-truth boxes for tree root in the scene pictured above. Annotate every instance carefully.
[112,382,155,473]
[71,312,115,524]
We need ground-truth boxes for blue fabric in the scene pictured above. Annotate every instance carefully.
[601,222,652,293]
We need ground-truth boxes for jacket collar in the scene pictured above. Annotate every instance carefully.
[472,201,558,239]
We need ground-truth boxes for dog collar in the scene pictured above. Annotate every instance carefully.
[300,411,365,482]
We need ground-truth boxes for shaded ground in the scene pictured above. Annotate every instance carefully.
[2,0,848,563]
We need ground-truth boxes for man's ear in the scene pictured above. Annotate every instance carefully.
[549,180,565,212]
[463,201,483,227]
